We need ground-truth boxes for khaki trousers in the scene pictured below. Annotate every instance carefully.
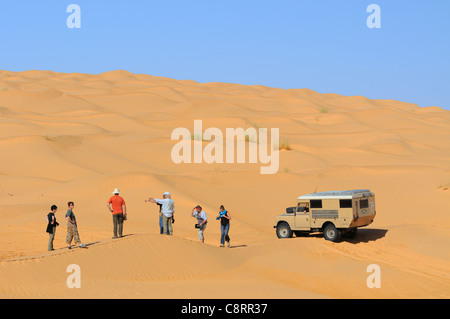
[161,215,173,235]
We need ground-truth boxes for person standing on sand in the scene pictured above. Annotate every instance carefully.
[65,202,86,249]
[46,205,59,251]
[155,193,169,235]
[146,192,175,235]
[192,205,207,243]
[107,188,127,239]
[216,205,231,247]
[157,201,167,234]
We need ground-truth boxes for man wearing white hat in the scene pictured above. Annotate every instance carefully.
[107,188,127,238]
[147,192,175,235]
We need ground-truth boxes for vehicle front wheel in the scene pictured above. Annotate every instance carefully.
[323,223,342,242]
[276,222,293,239]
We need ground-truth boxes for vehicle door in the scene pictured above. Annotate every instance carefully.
[295,202,310,230]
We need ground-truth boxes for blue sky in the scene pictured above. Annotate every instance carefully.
[0,0,449,109]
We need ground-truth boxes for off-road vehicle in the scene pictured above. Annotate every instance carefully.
[274,189,376,242]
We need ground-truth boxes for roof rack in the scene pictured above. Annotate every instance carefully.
[297,189,373,200]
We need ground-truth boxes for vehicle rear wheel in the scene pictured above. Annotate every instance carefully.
[276,222,293,239]
[323,223,341,242]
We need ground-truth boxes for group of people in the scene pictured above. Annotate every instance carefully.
[145,192,231,247]
[191,204,231,247]
[45,188,232,251]
[45,201,87,251]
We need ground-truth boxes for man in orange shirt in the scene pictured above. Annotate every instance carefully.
[107,188,127,238]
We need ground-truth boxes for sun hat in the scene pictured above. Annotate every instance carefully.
[112,188,120,194]
[163,191,170,196]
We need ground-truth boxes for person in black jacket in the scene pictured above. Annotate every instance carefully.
[216,205,231,247]
[46,205,59,251]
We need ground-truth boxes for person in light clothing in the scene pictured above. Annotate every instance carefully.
[192,205,207,243]
[147,192,175,235]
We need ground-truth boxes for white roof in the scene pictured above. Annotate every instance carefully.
[297,189,372,200]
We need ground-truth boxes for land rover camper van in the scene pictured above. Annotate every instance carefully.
[274,189,376,242]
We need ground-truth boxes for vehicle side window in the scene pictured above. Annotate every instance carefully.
[339,199,352,208]
[310,200,322,209]
[297,202,309,212]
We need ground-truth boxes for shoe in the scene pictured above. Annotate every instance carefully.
[220,244,224,247]
[112,236,118,239]
[68,245,72,249]
[227,242,230,247]
[79,243,86,248]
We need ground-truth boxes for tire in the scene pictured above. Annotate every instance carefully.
[276,222,293,239]
[323,223,341,242]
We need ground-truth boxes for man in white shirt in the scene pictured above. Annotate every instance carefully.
[147,192,175,235]
[192,205,207,243]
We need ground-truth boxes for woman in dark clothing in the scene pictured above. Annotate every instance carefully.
[216,205,231,247]
[46,205,59,251]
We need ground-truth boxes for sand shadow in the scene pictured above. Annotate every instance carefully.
[228,244,247,249]
[343,228,388,244]
[67,233,138,250]
[110,233,136,239]
[294,228,388,243]
[84,241,100,247]
[119,233,136,238]
[85,233,137,246]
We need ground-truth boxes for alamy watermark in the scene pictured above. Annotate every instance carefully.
[66,4,81,29]
[66,264,81,288]
[366,264,381,288]
[65,4,381,30]
[366,4,381,29]
[171,120,280,174]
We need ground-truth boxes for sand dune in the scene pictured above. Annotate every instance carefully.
[0,70,449,298]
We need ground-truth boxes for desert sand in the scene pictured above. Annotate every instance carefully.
[0,70,449,298]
